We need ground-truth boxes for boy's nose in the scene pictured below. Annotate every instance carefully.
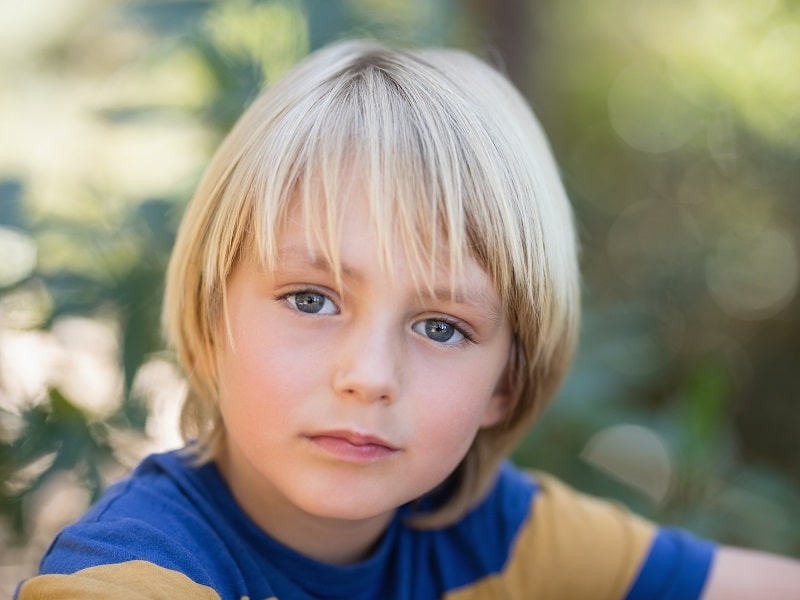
[331,322,400,404]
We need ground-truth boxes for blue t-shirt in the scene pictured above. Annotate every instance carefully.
[16,450,715,599]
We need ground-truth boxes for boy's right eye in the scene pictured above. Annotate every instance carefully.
[284,291,339,315]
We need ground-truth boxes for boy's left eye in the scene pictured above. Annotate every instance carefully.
[284,291,339,315]
[412,319,466,344]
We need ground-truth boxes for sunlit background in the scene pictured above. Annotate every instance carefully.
[2,0,799,592]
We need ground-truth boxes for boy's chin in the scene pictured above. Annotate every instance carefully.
[293,491,403,524]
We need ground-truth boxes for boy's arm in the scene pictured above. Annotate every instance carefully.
[16,560,222,600]
[701,546,800,599]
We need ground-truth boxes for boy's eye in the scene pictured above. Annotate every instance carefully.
[413,319,465,344]
[285,291,338,315]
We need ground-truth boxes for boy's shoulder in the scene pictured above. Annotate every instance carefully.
[460,463,715,599]
[48,450,216,550]
[28,450,243,597]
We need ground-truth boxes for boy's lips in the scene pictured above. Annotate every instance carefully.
[304,429,400,462]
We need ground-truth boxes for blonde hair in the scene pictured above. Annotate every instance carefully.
[162,39,580,527]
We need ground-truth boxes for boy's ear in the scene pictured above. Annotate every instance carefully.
[480,363,514,428]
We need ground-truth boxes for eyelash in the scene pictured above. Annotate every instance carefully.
[280,288,339,315]
[279,288,476,346]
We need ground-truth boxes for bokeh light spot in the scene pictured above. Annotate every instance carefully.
[608,62,702,153]
[581,424,673,505]
[706,227,798,319]
[607,198,704,285]
[0,226,37,288]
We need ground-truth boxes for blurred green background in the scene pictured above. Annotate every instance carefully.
[2,0,799,589]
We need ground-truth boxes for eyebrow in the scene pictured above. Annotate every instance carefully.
[275,245,364,281]
[428,285,503,319]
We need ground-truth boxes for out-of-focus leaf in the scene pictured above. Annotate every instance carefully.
[0,180,26,230]
[3,388,117,538]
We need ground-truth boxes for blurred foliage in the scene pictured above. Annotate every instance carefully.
[1,0,799,580]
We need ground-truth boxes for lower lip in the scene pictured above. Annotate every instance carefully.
[308,436,399,463]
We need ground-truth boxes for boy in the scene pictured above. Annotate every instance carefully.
[16,39,800,599]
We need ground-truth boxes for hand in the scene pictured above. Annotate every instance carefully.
[702,546,800,599]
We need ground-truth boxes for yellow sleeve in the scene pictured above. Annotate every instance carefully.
[446,471,656,600]
[17,560,224,600]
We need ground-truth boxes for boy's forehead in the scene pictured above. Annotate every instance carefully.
[271,230,457,279]
[269,209,503,311]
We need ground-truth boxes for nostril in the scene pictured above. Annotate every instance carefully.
[331,352,398,404]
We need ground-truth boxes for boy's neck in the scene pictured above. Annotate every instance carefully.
[215,447,396,565]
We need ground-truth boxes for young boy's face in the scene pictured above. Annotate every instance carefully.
[214,186,512,552]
